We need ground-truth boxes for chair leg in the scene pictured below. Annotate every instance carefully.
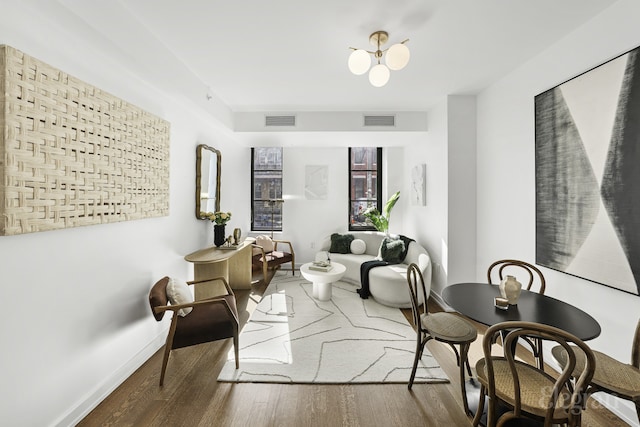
[459,342,472,416]
[408,332,424,390]
[159,318,178,386]
[472,384,486,427]
[262,261,268,283]
[233,333,240,369]
[159,344,172,387]
[536,337,544,370]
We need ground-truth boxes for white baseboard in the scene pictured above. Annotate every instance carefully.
[52,332,166,427]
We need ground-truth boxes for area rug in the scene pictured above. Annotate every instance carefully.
[217,273,449,384]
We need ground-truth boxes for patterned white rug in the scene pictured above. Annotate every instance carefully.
[217,272,449,384]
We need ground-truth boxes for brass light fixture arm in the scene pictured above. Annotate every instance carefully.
[348,36,410,55]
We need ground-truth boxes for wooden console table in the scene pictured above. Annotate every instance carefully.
[184,240,253,299]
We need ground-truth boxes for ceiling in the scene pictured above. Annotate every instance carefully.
[49,0,617,133]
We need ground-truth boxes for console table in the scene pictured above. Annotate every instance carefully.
[184,239,253,299]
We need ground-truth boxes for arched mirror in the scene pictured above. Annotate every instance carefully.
[195,144,221,218]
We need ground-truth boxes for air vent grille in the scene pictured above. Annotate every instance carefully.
[364,115,395,127]
[265,115,296,127]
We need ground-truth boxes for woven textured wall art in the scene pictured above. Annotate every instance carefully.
[0,45,170,235]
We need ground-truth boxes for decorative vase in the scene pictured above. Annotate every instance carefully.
[499,275,522,305]
[214,224,226,247]
[233,228,242,245]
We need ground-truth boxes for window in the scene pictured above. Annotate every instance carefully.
[349,147,382,231]
[251,147,283,232]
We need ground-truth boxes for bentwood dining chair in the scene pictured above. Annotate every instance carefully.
[551,317,640,423]
[148,276,239,386]
[487,259,546,368]
[406,263,478,415]
[473,321,596,427]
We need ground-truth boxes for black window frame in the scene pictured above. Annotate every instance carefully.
[348,147,382,231]
[251,147,284,233]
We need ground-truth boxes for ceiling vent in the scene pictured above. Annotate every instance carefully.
[364,115,395,127]
[265,115,296,127]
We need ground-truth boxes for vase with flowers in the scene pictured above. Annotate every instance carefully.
[202,211,232,247]
[362,191,400,235]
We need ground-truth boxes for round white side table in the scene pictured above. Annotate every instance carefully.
[300,262,346,301]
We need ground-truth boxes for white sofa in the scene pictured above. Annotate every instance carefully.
[316,231,432,308]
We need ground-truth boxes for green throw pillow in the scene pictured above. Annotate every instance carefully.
[380,237,405,264]
[329,233,354,254]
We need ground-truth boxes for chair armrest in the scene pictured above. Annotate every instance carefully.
[153,295,239,324]
[272,239,294,255]
[252,243,268,255]
[187,276,234,297]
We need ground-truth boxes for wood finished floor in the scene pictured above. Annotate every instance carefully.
[78,271,629,427]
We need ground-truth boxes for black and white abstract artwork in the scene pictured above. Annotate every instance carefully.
[535,45,640,296]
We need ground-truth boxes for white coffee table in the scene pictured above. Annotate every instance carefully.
[300,262,346,301]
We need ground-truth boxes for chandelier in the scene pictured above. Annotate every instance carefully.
[348,30,410,87]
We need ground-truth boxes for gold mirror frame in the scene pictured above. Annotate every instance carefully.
[195,144,221,218]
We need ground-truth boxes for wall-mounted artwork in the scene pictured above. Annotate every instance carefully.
[411,163,426,206]
[0,45,170,236]
[535,44,640,296]
[305,165,328,200]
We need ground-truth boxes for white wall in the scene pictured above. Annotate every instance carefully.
[281,146,348,262]
[446,96,477,287]
[0,4,248,426]
[403,100,449,295]
[401,96,478,298]
[476,0,640,424]
[276,145,407,265]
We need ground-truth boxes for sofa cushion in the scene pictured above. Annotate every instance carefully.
[350,238,366,255]
[380,237,405,264]
[329,233,354,254]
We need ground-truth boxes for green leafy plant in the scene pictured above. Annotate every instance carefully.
[363,191,400,233]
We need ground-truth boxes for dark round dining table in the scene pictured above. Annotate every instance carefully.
[442,282,601,341]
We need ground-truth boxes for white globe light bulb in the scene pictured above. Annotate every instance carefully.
[348,49,371,75]
[369,64,390,87]
[385,43,410,71]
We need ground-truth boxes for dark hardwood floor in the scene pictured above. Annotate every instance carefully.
[78,270,628,426]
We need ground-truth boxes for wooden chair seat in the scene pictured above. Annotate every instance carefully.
[421,311,478,344]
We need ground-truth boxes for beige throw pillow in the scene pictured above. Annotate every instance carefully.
[166,277,194,317]
[255,235,275,253]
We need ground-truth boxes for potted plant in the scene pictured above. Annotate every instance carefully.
[363,191,400,235]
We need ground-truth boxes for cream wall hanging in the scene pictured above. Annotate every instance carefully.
[0,45,170,236]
